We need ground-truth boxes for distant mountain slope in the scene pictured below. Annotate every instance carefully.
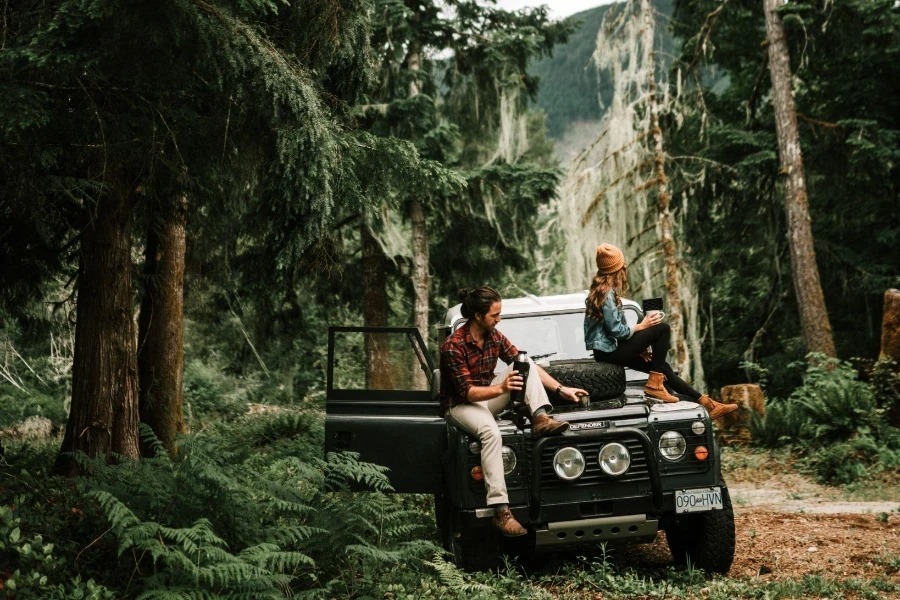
[531,0,674,140]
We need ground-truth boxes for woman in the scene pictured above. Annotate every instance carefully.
[583,243,736,420]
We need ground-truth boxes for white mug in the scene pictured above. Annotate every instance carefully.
[648,310,666,320]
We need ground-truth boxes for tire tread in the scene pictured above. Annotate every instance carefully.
[543,360,626,402]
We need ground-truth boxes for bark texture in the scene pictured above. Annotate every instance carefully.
[763,0,836,358]
[408,44,431,390]
[54,179,140,476]
[642,0,689,375]
[880,289,900,364]
[361,219,392,389]
[138,194,188,458]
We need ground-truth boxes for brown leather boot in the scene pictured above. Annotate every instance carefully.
[644,371,680,403]
[532,412,569,436]
[697,394,739,420]
[492,508,527,537]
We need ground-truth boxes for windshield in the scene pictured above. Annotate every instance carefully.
[495,311,592,367]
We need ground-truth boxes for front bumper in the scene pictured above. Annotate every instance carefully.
[531,427,664,521]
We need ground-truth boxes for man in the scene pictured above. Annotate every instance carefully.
[440,286,588,537]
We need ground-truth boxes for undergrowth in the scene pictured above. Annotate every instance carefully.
[3,356,900,597]
[749,355,900,484]
[0,413,438,599]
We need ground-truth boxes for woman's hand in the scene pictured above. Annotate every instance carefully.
[639,347,652,362]
[634,311,663,332]
[501,371,524,394]
[558,386,590,403]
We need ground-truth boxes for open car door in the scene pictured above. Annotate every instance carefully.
[324,326,445,493]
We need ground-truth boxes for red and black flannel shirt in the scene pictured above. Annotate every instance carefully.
[439,322,518,413]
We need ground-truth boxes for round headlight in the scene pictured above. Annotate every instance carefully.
[501,446,517,475]
[552,447,586,480]
[598,442,631,476]
[659,431,686,461]
[468,441,481,455]
[691,421,706,436]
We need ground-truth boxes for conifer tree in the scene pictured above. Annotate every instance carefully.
[0,0,435,470]
[762,0,836,358]
[670,0,899,390]
[138,194,189,458]
[361,0,572,349]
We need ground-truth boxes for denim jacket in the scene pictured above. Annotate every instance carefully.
[584,289,634,353]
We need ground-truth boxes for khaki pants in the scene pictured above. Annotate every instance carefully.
[447,358,550,506]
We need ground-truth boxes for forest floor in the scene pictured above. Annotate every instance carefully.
[613,447,900,590]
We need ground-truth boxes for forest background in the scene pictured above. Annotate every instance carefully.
[0,0,899,597]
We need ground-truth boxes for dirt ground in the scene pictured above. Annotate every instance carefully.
[620,510,900,583]
[618,452,900,588]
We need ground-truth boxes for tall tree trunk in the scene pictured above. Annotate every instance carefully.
[361,218,391,389]
[642,0,689,376]
[138,194,188,458]
[407,43,431,389]
[763,0,836,357]
[54,178,140,476]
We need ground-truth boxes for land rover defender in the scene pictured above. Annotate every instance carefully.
[324,292,735,572]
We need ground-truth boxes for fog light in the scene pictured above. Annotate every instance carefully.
[471,466,484,481]
[659,431,686,461]
[598,442,631,476]
[468,441,481,454]
[501,446,517,475]
[552,447,586,480]
[691,421,706,436]
[694,445,709,461]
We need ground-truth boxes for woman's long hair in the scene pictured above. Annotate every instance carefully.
[585,267,629,321]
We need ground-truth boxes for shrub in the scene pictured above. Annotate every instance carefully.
[0,505,114,599]
[182,358,257,422]
[750,355,900,484]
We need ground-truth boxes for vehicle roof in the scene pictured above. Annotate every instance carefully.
[442,291,645,330]
[441,291,590,328]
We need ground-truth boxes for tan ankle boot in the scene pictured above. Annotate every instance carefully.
[493,508,527,537]
[532,412,569,436]
[644,371,680,403]
[697,394,738,420]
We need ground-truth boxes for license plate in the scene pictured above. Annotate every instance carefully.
[675,487,723,513]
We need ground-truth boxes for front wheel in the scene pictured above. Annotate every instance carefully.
[438,498,501,571]
[664,488,736,574]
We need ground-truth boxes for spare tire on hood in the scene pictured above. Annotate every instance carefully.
[542,360,626,404]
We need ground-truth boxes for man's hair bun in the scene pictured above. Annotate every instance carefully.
[458,286,501,319]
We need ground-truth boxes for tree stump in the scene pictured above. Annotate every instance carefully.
[880,289,900,365]
[716,384,766,446]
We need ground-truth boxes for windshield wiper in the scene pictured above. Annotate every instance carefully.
[532,351,557,361]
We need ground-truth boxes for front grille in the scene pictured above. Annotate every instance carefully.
[540,435,649,488]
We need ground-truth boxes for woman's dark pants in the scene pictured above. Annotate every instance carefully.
[592,322,701,400]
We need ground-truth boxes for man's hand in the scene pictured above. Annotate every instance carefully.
[640,347,652,362]
[500,371,524,394]
[558,386,590,403]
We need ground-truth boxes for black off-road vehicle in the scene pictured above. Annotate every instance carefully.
[325,293,735,572]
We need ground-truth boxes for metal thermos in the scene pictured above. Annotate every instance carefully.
[511,351,530,404]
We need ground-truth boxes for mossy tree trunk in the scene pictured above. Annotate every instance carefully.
[361,218,391,389]
[643,0,689,374]
[763,0,836,358]
[408,43,431,389]
[138,194,188,458]
[54,177,140,476]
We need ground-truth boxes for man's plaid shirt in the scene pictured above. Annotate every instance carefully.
[439,322,518,413]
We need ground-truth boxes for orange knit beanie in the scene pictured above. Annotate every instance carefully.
[595,243,626,274]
